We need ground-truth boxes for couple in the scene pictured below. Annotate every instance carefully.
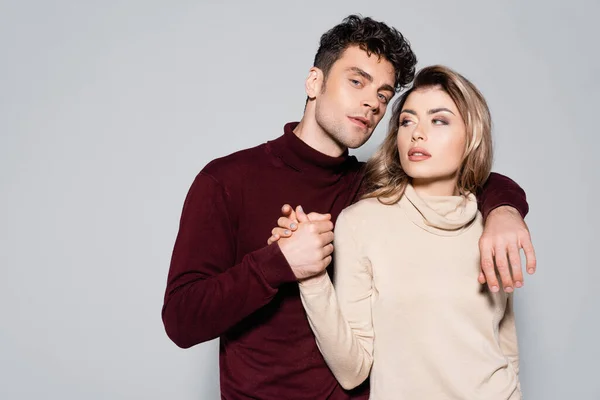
[162,14,535,400]
[269,66,522,399]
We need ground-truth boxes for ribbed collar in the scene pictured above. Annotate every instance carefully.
[267,122,354,176]
[399,184,478,236]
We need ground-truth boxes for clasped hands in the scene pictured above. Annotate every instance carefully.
[269,205,333,282]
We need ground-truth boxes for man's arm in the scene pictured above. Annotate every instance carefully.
[161,172,296,348]
[476,172,536,293]
[477,172,528,220]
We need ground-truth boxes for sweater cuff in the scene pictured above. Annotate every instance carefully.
[253,244,297,288]
[298,272,332,294]
[481,189,529,221]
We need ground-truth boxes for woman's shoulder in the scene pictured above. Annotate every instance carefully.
[340,196,399,222]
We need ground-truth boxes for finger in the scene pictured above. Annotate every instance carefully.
[507,244,524,288]
[296,205,309,223]
[321,243,334,258]
[281,204,293,216]
[319,231,335,246]
[267,234,279,245]
[479,237,500,292]
[281,204,298,228]
[520,236,537,275]
[277,216,297,231]
[288,210,298,227]
[478,271,487,285]
[321,255,333,270]
[494,246,514,293]
[272,227,292,238]
[307,212,332,221]
[312,220,334,234]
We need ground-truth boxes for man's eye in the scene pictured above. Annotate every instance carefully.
[378,94,388,103]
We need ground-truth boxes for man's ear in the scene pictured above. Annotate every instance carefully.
[305,67,325,99]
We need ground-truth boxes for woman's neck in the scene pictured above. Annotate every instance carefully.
[411,176,459,197]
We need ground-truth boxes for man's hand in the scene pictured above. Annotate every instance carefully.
[277,206,334,280]
[479,206,537,293]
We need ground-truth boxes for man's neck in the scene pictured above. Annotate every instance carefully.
[293,117,347,158]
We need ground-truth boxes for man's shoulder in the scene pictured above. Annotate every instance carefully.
[201,141,269,182]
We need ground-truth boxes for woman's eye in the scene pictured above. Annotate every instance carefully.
[432,118,448,125]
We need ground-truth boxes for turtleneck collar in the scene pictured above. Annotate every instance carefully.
[267,122,354,176]
[399,183,479,236]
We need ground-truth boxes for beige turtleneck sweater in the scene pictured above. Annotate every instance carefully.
[299,184,521,399]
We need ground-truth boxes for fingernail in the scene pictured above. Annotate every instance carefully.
[491,286,499,292]
[528,268,534,274]
[284,230,290,235]
[515,281,523,288]
[298,205,303,212]
[290,223,297,229]
[505,287,514,293]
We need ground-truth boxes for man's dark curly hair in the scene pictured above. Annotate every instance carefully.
[313,15,417,92]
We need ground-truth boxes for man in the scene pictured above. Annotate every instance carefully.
[162,15,535,400]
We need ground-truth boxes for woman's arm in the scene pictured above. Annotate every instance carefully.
[298,211,375,390]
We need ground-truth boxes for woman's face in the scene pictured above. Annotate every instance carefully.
[396,86,467,195]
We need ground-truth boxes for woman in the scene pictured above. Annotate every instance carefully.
[272,65,521,399]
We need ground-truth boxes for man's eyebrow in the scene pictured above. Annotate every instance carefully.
[347,67,373,82]
[347,67,395,93]
[380,83,395,93]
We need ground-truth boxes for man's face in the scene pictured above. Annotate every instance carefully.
[311,46,396,150]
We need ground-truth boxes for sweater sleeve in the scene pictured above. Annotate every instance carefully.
[477,172,529,221]
[162,171,296,348]
[298,211,374,390]
[499,294,520,375]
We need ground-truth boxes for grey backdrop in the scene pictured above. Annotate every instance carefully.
[1,0,598,399]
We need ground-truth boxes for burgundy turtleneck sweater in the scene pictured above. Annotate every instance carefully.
[161,122,528,400]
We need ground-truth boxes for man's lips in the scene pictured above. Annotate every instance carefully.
[348,116,370,129]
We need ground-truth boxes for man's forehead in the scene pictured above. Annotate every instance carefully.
[335,46,395,84]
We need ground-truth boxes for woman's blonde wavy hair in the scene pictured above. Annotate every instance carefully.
[362,65,493,204]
